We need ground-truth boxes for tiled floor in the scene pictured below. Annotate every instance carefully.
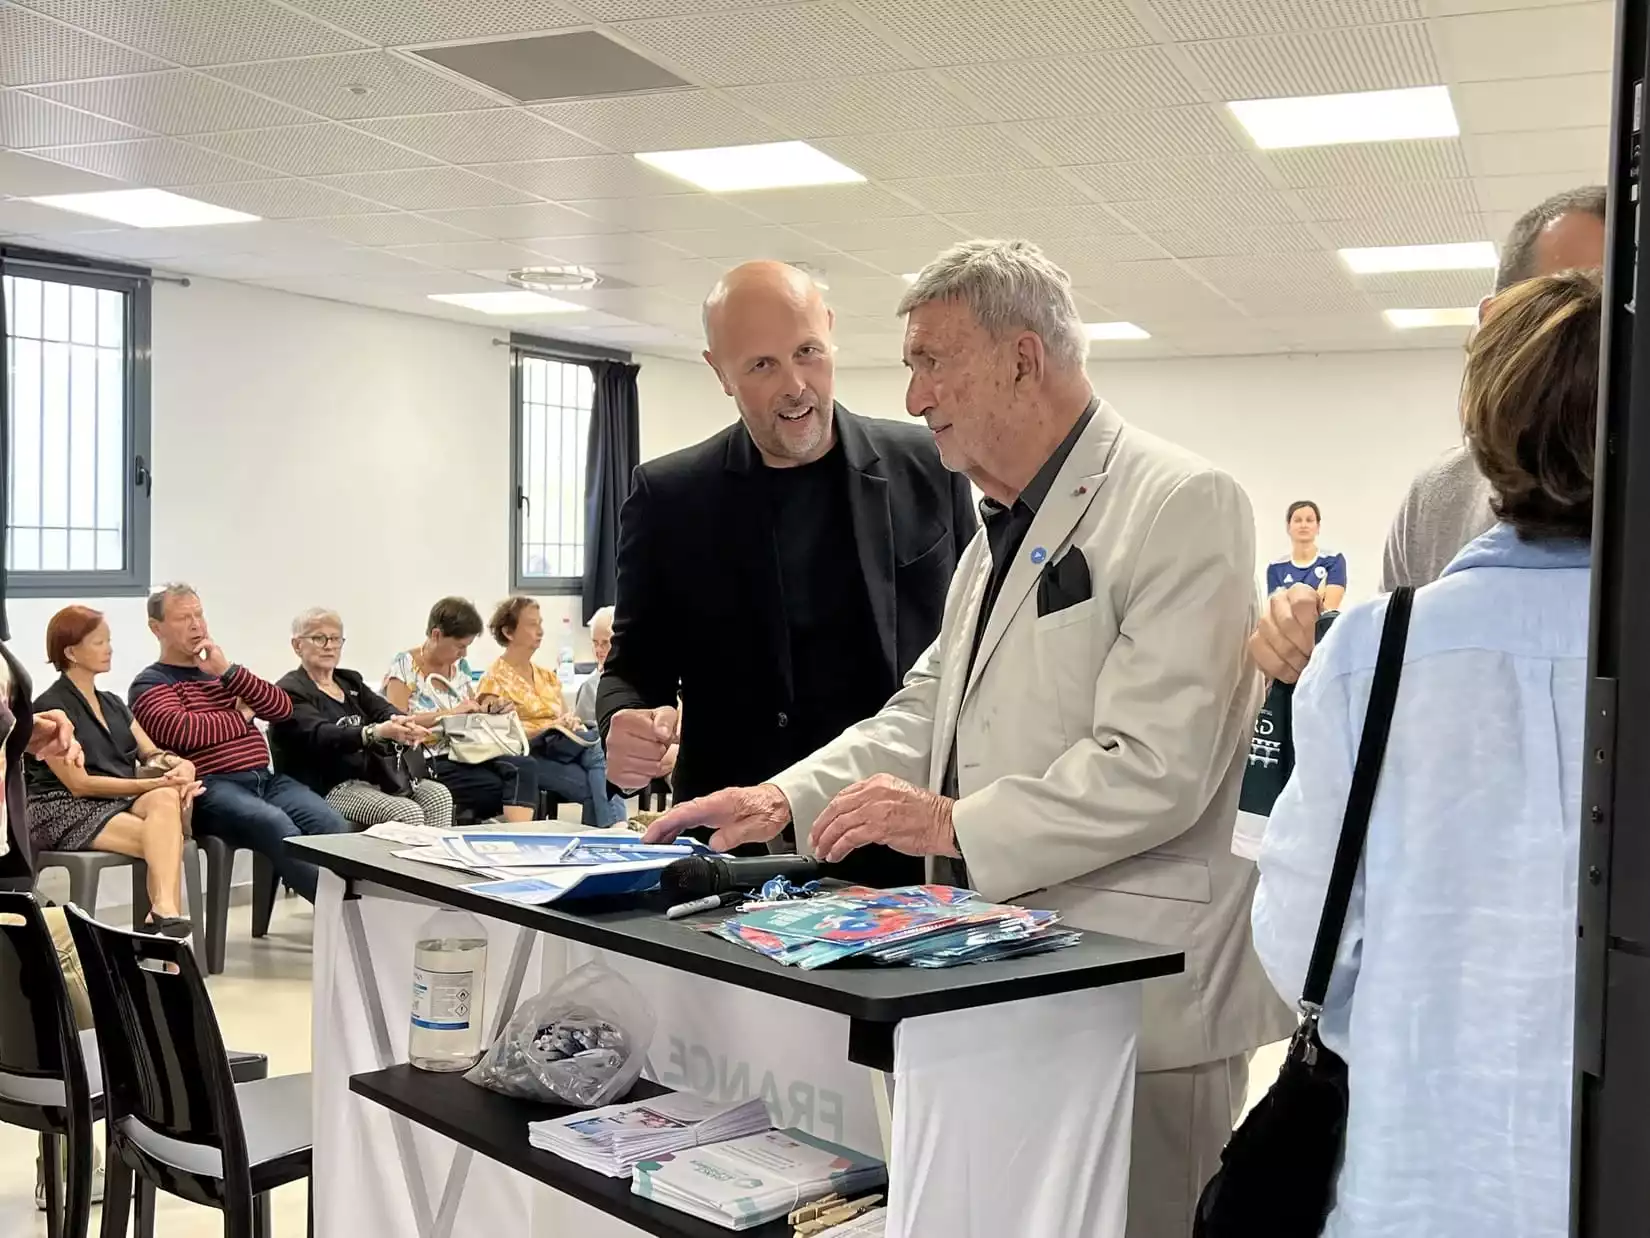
[0,896,1288,1237]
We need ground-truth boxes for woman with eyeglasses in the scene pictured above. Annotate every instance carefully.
[269,607,454,830]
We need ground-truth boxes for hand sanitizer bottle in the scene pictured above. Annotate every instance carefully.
[409,908,488,1072]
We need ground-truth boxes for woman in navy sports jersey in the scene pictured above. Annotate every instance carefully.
[1265,500,1347,608]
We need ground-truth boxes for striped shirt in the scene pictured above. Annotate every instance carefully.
[128,662,291,777]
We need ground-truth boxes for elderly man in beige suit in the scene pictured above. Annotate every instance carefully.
[647,238,1292,1237]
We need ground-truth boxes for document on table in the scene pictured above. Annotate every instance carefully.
[437,832,701,869]
[468,860,682,905]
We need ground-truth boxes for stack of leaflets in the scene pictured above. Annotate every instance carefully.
[528,1091,772,1178]
[815,1207,887,1237]
[709,885,1081,969]
[388,830,709,905]
[632,1128,886,1231]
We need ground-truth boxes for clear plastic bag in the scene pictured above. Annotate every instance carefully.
[464,960,655,1107]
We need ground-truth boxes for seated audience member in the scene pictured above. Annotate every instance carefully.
[129,584,348,904]
[383,597,539,823]
[271,608,453,831]
[572,605,614,723]
[479,598,626,827]
[1253,269,1600,1237]
[26,606,199,938]
[1265,500,1347,608]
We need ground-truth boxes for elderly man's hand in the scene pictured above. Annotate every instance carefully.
[1248,584,1323,685]
[197,640,232,677]
[642,783,790,852]
[809,774,957,864]
[28,710,81,766]
[607,706,679,790]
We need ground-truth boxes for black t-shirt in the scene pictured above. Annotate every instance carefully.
[764,441,881,768]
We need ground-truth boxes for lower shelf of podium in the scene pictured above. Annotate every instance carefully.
[349,1065,796,1238]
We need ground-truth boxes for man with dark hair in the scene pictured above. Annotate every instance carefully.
[1252,185,1607,682]
[129,583,347,903]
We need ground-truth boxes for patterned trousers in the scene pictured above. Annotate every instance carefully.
[324,779,454,831]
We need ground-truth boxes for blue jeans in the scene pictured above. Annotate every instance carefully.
[194,770,350,902]
[532,732,626,827]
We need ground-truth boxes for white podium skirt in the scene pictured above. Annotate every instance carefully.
[311,875,1142,1238]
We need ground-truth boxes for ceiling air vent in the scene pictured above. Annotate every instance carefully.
[413,31,688,104]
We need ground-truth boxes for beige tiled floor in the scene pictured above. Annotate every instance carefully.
[0,897,317,1238]
[1,895,1288,1238]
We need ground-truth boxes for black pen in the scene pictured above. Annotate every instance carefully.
[665,890,743,920]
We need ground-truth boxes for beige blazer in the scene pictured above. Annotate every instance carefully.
[771,401,1295,1072]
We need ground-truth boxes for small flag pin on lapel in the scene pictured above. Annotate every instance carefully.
[1030,546,1048,565]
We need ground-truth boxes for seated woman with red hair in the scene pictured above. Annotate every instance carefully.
[26,605,200,938]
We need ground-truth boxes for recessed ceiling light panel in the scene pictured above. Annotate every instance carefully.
[1085,321,1151,341]
[428,291,582,314]
[635,141,865,192]
[1228,85,1458,150]
[26,188,259,228]
[1340,241,1498,274]
[1384,306,1479,329]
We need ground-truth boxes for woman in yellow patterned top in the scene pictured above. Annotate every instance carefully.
[478,598,626,827]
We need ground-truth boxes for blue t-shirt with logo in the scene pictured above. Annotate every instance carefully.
[1266,552,1347,597]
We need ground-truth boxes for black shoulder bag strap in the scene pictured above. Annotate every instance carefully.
[1300,586,1414,1016]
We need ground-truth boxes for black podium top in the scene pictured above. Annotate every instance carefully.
[292,832,1182,1027]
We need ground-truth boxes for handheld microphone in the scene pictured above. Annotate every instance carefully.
[660,854,822,899]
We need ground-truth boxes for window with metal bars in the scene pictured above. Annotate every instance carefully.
[1,251,151,596]
[510,347,593,594]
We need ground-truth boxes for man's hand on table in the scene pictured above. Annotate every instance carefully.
[607,705,679,789]
[810,774,958,864]
[642,783,790,853]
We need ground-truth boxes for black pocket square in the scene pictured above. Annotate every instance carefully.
[1037,547,1092,617]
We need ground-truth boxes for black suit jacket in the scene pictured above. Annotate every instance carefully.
[597,406,975,864]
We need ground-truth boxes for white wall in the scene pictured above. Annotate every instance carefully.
[638,349,1471,604]
[8,280,1466,697]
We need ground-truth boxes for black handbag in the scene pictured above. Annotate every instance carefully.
[1194,585,1413,1238]
[362,740,429,799]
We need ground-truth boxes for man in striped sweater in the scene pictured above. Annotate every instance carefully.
[129,584,347,903]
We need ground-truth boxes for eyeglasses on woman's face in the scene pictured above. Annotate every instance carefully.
[303,633,346,649]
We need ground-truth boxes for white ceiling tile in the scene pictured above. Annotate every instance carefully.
[313,166,539,209]
[1464,127,1607,178]
[564,0,797,18]
[794,213,967,252]
[279,0,581,46]
[190,122,439,175]
[518,232,692,264]
[942,48,1200,121]
[1296,178,1479,220]
[533,90,783,152]
[865,0,1153,65]
[1108,191,1299,230]
[727,72,981,135]
[1314,212,1487,246]
[1038,232,1172,266]
[837,246,964,275]
[0,148,122,195]
[1,89,142,147]
[1081,259,1239,314]
[206,51,500,120]
[1452,72,1610,133]
[1184,252,1371,314]
[1356,267,1492,306]
[1474,170,1601,213]
[557,194,759,231]
[0,5,166,86]
[1428,3,1614,82]
[1258,313,1401,347]
[471,154,684,199]
[296,212,483,245]
[178,176,388,217]
[28,137,272,184]
[734,183,925,224]
[13,0,364,65]
[1008,106,1240,164]
[884,169,1090,213]
[1149,0,1424,38]
[1143,221,1325,257]
[612,5,911,86]
[641,224,830,260]
[0,194,125,232]
[163,251,313,280]
[1182,22,1440,98]
[383,239,547,270]
[1069,152,1271,201]
[352,110,606,164]
[1422,0,1599,13]
[423,201,626,237]
[1266,137,1469,187]
[942,204,1137,238]
[27,71,314,136]
[811,126,1040,180]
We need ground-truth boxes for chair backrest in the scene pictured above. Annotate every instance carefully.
[0,891,88,1119]
[65,904,251,1184]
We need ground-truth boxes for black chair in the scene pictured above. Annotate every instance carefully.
[65,905,311,1238]
[199,836,280,976]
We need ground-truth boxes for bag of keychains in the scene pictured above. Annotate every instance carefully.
[465,959,656,1107]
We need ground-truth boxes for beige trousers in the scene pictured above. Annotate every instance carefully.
[1125,1054,1249,1238]
[41,905,94,1031]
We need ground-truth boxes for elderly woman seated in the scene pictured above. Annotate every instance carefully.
[26,605,199,938]
[270,608,454,831]
[479,598,626,827]
[383,596,540,824]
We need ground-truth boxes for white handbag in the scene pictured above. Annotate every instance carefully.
[437,712,530,764]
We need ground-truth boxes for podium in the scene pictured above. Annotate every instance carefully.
[293,834,1182,1238]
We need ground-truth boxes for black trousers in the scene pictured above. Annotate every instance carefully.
[431,754,539,819]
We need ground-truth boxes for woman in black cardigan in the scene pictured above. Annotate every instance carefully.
[270,608,453,830]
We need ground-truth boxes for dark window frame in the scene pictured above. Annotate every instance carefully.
[507,332,630,596]
[1,246,152,598]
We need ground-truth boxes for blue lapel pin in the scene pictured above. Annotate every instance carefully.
[1030,546,1048,565]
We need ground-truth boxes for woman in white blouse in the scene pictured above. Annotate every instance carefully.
[1253,269,1599,1238]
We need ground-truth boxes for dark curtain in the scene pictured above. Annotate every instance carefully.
[581,359,641,624]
